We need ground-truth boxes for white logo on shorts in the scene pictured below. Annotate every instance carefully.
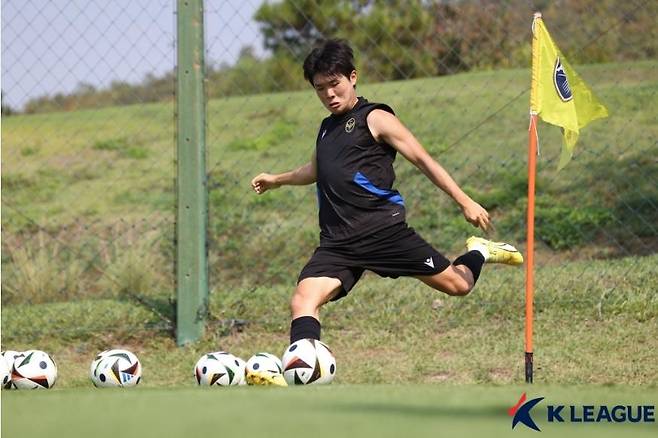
[424,257,435,268]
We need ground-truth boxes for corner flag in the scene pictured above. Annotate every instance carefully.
[531,14,608,170]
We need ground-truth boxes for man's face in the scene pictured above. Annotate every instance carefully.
[312,71,357,115]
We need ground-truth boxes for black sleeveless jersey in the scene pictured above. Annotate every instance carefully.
[315,97,406,246]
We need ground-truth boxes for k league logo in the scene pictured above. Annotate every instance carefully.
[509,393,656,432]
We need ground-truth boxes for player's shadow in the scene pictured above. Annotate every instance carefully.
[326,401,506,419]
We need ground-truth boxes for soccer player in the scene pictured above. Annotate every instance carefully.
[249,39,522,384]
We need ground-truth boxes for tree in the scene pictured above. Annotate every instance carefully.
[254,0,436,80]
[1,90,16,116]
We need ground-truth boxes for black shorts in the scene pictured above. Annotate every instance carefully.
[297,222,451,301]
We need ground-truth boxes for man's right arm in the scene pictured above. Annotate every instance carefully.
[251,151,317,194]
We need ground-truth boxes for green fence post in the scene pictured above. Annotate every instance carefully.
[176,0,207,345]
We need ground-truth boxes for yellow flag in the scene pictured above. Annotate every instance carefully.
[530,14,608,170]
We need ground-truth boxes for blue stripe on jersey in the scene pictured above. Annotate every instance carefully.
[353,171,405,206]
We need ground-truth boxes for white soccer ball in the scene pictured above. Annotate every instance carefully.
[233,355,247,386]
[194,351,243,387]
[1,351,25,389]
[90,349,142,388]
[0,357,10,389]
[282,339,336,385]
[245,352,283,376]
[88,349,113,378]
[11,350,58,389]
[2,350,25,364]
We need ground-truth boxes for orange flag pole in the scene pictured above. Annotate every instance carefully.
[525,112,537,383]
[525,11,542,384]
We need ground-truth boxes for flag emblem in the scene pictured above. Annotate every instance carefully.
[553,58,572,102]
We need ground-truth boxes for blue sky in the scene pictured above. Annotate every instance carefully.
[1,0,265,109]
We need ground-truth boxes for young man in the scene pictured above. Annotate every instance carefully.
[249,39,522,384]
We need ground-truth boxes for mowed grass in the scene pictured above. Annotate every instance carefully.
[2,384,657,438]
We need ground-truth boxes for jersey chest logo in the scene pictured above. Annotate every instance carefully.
[345,117,356,133]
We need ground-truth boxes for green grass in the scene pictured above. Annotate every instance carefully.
[2,254,656,387]
[2,385,657,438]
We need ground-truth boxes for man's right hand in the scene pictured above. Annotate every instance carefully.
[251,173,280,194]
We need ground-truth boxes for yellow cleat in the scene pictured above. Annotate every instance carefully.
[246,371,288,387]
[466,236,524,266]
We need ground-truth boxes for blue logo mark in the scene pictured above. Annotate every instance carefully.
[510,393,544,431]
[553,57,573,102]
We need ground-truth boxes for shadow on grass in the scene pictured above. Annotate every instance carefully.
[325,401,506,419]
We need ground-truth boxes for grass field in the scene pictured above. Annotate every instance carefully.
[3,385,657,438]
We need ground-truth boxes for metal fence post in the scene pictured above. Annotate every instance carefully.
[176,0,208,345]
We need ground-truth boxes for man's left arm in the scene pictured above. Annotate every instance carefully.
[367,109,491,232]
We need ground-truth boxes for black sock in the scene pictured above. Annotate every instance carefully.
[290,316,321,344]
[453,250,485,283]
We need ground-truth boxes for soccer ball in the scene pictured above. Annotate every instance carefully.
[89,349,111,378]
[194,351,244,386]
[281,339,336,385]
[1,350,25,364]
[1,351,25,389]
[90,349,141,388]
[0,356,10,389]
[233,355,247,385]
[11,350,58,389]
[245,352,283,376]
[1,351,24,389]
[88,349,124,379]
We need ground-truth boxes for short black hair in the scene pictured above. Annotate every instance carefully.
[303,39,356,86]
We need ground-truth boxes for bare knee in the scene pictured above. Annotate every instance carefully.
[290,288,318,315]
[290,277,342,318]
[445,277,473,296]
[419,266,474,296]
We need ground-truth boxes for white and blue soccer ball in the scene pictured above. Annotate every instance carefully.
[194,351,243,387]
[281,339,336,385]
[11,350,58,390]
[245,352,283,376]
[90,349,142,388]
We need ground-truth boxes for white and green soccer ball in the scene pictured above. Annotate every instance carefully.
[90,349,142,388]
[281,339,336,385]
[245,352,283,376]
[194,351,243,387]
[11,350,58,390]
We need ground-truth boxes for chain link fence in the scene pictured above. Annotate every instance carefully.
[2,0,178,341]
[2,0,656,346]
